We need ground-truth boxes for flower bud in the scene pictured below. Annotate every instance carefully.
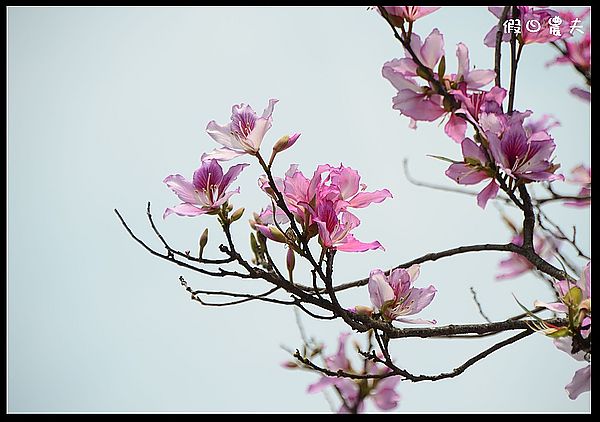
[272,133,301,154]
[230,207,245,223]
[286,248,295,278]
[255,224,288,243]
[199,228,209,258]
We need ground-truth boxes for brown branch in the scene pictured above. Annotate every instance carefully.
[470,287,492,323]
[494,6,511,88]
[145,202,234,265]
[114,208,257,279]
[296,330,534,382]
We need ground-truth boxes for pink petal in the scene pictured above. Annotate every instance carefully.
[348,189,393,208]
[464,69,496,89]
[163,203,207,219]
[163,174,198,203]
[382,64,421,93]
[570,87,591,102]
[201,147,246,162]
[368,269,395,310]
[444,114,467,143]
[205,120,236,148]
[533,300,569,314]
[405,285,437,314]
[337,234,384,253]
[220,163,250,193]
[565,365,591,400]
[392,91,445,121]
[420,28,444,69]
[446,163,490,185]
[307,377,340,394]
[477,179,499,209]
[455,42,469,79]
[461,137,487,163]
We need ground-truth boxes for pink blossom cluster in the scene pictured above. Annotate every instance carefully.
[535,263,591,399]
[256,163,392,253]
[306,333,401,413]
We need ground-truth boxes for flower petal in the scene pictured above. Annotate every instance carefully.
[565,365,591,400]
[163,174,198,203]
[369,269,395,309]
[163,203,207,219]
[348,189,393,208]
[201,147,247,162]
[476,179,499,209]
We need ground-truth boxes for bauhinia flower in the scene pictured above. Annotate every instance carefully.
[382,29,446,123]
[564,164,591,208]
[306,332,401,413]
[383,31,495,130]
[313,200,383,253]
[534,262,591,338]
[445,137,499,209]
[487,119,563,182]
[554,337,591,400]
[368,265,437,323]
[446,85,506,142]
[496,234,559,280]
[377,6,441,26]
[256,163,391,250]
[163,159,249,218]
[202,99,279,161]
[547,31,591,72]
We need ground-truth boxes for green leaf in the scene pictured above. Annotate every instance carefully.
[546,327,571,338]
[426,154,461,164]
[438,55,446,79]
[563,286,583,308]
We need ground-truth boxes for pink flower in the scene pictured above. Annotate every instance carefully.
[311,164,393,212]
[496,234,559,279]
[202,99,278,161]
[314,200,383,253]
[383,32,495,130]
[368,265,437,323]
[484,7,572,48]
[534,262,591,336]
[382,29,446,122]
[446,85,506,142]
[547,31,591,71]
[564,165,591,208]
[163,160,248,218]
[446,43,496,90]
[445,138,499,209]
[553,337,591,400]
[378,6,441,26]
[307,333,401,413]
[258,164,391,250]
[487,120,563,182]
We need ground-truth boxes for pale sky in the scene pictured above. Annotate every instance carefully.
[8,6,590,412]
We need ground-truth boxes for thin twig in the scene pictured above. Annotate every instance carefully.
[470,287,492,323]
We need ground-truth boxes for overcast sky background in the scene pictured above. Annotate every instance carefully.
[8,6,590,413]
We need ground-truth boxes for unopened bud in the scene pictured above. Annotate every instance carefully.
[226,203,234,213]
[199,228,209,258]
[250,233,260,254]
[286,248,295,280]
[347,305,373,316]
[230,207,245,222]
[272,133,301,154]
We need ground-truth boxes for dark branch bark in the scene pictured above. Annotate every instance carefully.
[494,6,511,88]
